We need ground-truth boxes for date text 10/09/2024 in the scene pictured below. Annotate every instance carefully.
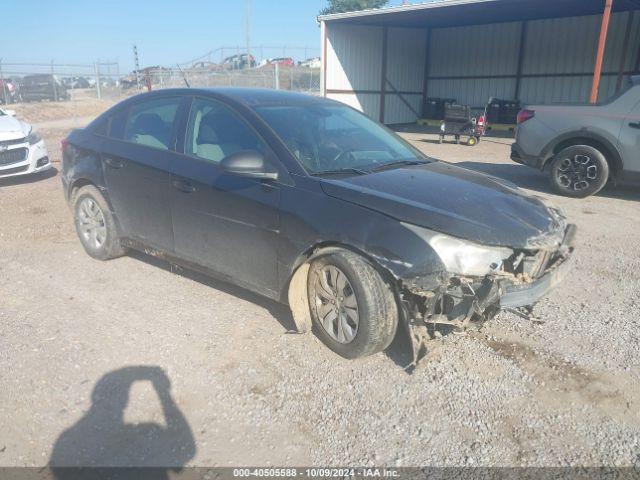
[233,468,400,478]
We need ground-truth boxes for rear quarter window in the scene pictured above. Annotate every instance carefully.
[91,117,109,136]
[108,108,130,140]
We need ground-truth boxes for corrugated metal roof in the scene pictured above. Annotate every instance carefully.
[318,0,634,28]
[317,0,499,22]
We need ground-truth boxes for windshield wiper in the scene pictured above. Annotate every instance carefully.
[370,159,428,172]
[310,167,370,176]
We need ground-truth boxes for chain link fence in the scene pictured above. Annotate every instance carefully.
[0,61,123,104]
[0,53,320,128]
[140,65,320,94]
[1,63,320,107]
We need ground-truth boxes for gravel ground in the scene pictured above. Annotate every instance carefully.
[0,110,639,468]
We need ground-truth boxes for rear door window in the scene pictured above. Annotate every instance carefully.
[185,97,267,164]
[123,97,181,150]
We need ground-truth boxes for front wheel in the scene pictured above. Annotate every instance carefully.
[307,250,398,359]
[549,145,609,198]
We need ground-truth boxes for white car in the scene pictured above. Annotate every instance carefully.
[0,108,50,179]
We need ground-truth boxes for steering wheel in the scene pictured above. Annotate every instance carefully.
[331,149,356,166]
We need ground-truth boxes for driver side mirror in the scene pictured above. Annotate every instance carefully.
[221,150,278,181]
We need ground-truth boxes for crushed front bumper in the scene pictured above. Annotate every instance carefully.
[401,224,576,367]
[500,252,573,308]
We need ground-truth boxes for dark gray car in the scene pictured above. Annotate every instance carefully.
[511,77,640,198]
[62,88,575,363]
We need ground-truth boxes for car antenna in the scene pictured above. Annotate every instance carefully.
[176,64,190,88]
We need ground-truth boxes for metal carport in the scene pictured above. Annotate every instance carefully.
[318,0,640,124]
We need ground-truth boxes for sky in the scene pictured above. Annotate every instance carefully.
[1,0,401,74]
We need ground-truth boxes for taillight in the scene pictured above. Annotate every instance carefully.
[517,109,535,124]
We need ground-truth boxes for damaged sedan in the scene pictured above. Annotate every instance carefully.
[61,88,575,362]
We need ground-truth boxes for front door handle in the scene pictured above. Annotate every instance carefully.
[104,157,124,169]
[172,179,196,193]
[629,121,640,129]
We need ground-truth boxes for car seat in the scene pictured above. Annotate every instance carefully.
[128,113,170,149]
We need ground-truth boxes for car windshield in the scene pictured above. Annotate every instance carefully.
[255,104,428,175]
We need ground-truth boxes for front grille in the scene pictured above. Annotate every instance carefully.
[0,148,28,166]
[0,137,26,148]
[0,164,28,176]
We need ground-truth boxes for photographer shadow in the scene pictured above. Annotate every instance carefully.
[49,366,196,480]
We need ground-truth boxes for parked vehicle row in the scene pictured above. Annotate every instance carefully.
[60,76,95,89]
[61,88,575,362]
[1,74,71,104]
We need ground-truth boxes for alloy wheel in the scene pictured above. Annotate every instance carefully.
[78,197,107,249]
[313,265,359,344]
[556,154,599,192]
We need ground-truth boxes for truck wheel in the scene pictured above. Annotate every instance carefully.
[467,136,478,146]
[307,250,398,359]
[72,185,127,260]
[550,145,609,198]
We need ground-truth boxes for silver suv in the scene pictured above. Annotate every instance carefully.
[511,77,640,198]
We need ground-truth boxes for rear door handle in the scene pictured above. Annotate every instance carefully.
[172,179,196,193]
[104,157,124,169]
[629,121,640,129]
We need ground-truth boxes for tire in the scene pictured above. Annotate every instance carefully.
[72,185,126,260]
[307,250,398,359]
[467,136,478,147]
[549,145,609,198]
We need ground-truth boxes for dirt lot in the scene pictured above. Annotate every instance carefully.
[0,99,639,468]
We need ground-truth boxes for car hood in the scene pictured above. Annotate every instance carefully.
[0,115,30,140]
[319,161,566,249]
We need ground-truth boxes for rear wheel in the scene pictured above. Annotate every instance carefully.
[549,145,609,198]
[307,250,398,359]
[467,136,478,146]
[72,185,126,260]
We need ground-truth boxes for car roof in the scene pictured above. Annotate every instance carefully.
[128,87,336,109]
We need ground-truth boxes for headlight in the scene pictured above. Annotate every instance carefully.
[26,129,41,145]
[403,223,513,277]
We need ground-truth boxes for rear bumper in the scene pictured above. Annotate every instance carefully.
[510,143,544,170]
